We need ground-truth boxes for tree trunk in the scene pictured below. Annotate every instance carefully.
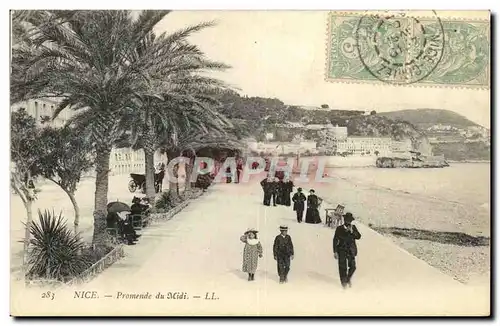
[22,199,33,273]
[91,145,112,250]
[174,164,180,196]
[167,149,181,198]
[184,156,194,192]
[47,179,81,234]
[11,172,35,280]
[144,147,156,202]
[67,191,80,235]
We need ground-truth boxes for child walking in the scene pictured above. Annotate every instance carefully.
[240,229,263,281]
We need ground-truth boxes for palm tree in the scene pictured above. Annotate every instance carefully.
[126,63,231,199]
[110,20,233,201]
[11,10,173,248]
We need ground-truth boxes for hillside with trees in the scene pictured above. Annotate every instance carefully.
[216,91,427,150]
[214,91,493,160]
[379,109,480,129]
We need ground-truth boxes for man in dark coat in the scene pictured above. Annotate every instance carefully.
[276,178,284,205]
[282,177,294,207]
[333,212,361,288]
[236,158,243,184]
[273,225,294,283]
[260,176,273,206]
[292,187,306,223]
[271,177,280,206]
[154,163,166,192]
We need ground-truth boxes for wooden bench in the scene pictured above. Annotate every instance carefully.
[325,204,345,228]
[130,214,152,230]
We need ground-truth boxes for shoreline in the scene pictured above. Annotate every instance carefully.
[447,160,490,163]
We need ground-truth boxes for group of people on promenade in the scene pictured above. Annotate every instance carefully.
[260,175,322,224]
[244,172,361,288]
[260,176,294,207]
[292,187,322,224]
[240,214,361,288]
[225,158,244,184]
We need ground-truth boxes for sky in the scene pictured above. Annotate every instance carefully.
[155,11,490,128]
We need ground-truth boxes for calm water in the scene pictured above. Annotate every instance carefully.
[327,163,490,209]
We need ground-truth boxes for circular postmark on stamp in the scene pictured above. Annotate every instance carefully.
[355,11,445,85]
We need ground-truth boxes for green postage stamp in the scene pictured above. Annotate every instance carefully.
[325,11,490,88]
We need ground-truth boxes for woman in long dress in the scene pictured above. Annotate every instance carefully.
[240,229,263,281]
[305,189,322,224]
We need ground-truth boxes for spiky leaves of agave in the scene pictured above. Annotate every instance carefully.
[26,210,91,281]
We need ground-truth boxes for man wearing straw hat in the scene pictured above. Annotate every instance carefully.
[333,212,361,289]
[273,225,294,284]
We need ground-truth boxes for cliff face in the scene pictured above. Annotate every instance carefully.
[414,136,433,156]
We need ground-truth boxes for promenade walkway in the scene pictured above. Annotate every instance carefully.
[14,178,489,316]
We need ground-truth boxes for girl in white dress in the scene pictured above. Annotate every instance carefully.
[240,229,263,281]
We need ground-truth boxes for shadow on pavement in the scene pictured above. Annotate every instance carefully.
[307,271,336,284]
[230,269,248,281]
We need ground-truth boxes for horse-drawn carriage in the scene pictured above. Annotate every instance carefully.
[128,171,165,193]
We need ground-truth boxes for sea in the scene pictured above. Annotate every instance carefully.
[325,162,490,211]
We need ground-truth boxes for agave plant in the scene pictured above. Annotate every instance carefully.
[155,191,177,211]
[26,210,90,282]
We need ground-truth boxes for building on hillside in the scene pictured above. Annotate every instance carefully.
[286,122,305,128]
[391,139,413,153]
[427,124,457,132]
[336,137,392,156]
[247,141,317,156]
[291,134,304,144]
[464,126,489,139]
[305,124,327,131]
[298,105,322,111]
[428,134,465,144]
[323,124,348,140]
